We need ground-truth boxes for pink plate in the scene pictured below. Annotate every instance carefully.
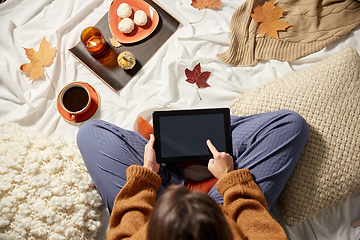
[109,0,159,44]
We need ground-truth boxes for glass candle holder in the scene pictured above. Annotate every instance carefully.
[80,27,108,57]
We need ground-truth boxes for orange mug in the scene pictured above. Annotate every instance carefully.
[59,83,91,123]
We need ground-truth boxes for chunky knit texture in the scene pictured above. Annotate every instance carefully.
[0,123,103,240]
[107,165,287,240]
[217,0,360,67]
[229,47,360,225]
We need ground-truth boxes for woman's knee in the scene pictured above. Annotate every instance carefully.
[280,110,309,141]
[76,119,105,146]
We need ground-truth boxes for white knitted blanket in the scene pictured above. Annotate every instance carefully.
[0,123,103,240]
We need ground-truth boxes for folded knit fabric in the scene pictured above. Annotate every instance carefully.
[217,0,360,67]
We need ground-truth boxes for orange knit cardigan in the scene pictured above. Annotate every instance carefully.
[107,165,287,240]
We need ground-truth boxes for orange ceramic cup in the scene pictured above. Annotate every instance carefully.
[80,27,108,57]
[59,83,91,123]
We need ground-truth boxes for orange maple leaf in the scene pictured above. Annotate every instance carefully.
[20,37,57,81]
[191,0,223,10]
[250,0,291,40]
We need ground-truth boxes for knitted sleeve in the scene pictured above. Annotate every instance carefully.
[217,0,360,67]
[107,165,162,240]
[217,169,287,240]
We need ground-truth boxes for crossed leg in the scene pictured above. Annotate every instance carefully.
[77,110,308,213]
[208,110,309,210]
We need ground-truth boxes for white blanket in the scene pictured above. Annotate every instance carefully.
[0,0,359,239]
[0,123,103,240]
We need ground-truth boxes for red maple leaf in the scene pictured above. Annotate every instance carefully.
[185,63,211,100]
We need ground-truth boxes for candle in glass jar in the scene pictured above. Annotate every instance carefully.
[81,27,108,57]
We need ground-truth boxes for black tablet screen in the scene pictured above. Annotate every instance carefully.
[153,108,232,163]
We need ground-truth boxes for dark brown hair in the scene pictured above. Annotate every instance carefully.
[147,185,233,240]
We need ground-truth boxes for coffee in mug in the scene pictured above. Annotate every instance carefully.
[60,83,91,122]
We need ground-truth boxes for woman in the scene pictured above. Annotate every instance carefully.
[76,110,309,240]
[146,185,234,240]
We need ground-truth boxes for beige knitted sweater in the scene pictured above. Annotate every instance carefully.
[107,165,287,240]
[217,0,360,67]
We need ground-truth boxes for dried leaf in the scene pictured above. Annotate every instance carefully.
[250,0,291,39]
[110,36,121,48]
[20,37,57,80]
[191,0,223,10]
[185,63,211,100]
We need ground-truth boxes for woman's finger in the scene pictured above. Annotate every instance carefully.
[206,139,218,155]
[145,134,154,149]
[149,134,155,145]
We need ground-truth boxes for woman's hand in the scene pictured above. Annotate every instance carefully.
[207,139,234,180]
[143,134,160,173]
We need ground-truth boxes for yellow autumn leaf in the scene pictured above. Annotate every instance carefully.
[250,0,291,40]
[109,36,121,48]
[191,0,223,10]
[20,37,57,80]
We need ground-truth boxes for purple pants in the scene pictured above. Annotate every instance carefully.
[77,110,308,213]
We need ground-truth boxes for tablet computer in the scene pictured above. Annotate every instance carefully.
[153,108,232,163]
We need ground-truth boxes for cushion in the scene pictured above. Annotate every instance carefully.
[229,47,360,226]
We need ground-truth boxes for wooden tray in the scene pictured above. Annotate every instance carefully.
[69,0,180,91]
